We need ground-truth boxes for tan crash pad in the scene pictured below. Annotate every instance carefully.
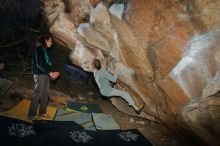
[0,99,57,123]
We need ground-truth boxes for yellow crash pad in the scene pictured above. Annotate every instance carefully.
[0,99,57,123]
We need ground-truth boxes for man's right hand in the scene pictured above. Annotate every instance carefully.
[49,71,60,79]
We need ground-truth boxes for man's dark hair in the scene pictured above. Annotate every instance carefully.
[38,33,53,48]
[93,59,101,70]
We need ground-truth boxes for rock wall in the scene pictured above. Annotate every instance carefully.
[43,0,220,145]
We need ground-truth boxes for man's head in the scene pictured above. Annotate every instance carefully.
[0,63,4,71]
[93,59,101,70]
[39,33,53,48]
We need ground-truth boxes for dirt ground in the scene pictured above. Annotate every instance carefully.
[0,71,194,146]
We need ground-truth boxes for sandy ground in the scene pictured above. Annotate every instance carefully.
[0,72,194,146]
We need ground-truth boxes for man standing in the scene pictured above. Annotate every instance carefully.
[28,34,60,120]
[93,59,144,114]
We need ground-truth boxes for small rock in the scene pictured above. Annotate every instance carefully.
[136,121,145,125]
[78,96,85,100]
[87,91,94,95]
[69,97,77,102]
[130,118,134,123]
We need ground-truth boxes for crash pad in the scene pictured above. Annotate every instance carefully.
[54,108,96,131]
[32,128,152,146]
[0,116,38,146]
[0,99,57,123]
[0,78,12,95]
[0,116,152,146]
[92,113,120,130]
[0,116,83,146]
[67,101,102,113]
[95,129,153,146]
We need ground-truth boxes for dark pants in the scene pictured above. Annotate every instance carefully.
[28,74,49,117]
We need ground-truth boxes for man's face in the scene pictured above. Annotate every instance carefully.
[45,38,52,48]
[0,63,4,71]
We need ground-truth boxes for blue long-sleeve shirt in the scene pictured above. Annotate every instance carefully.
[32,46,51,75]
[94,68,119,96]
